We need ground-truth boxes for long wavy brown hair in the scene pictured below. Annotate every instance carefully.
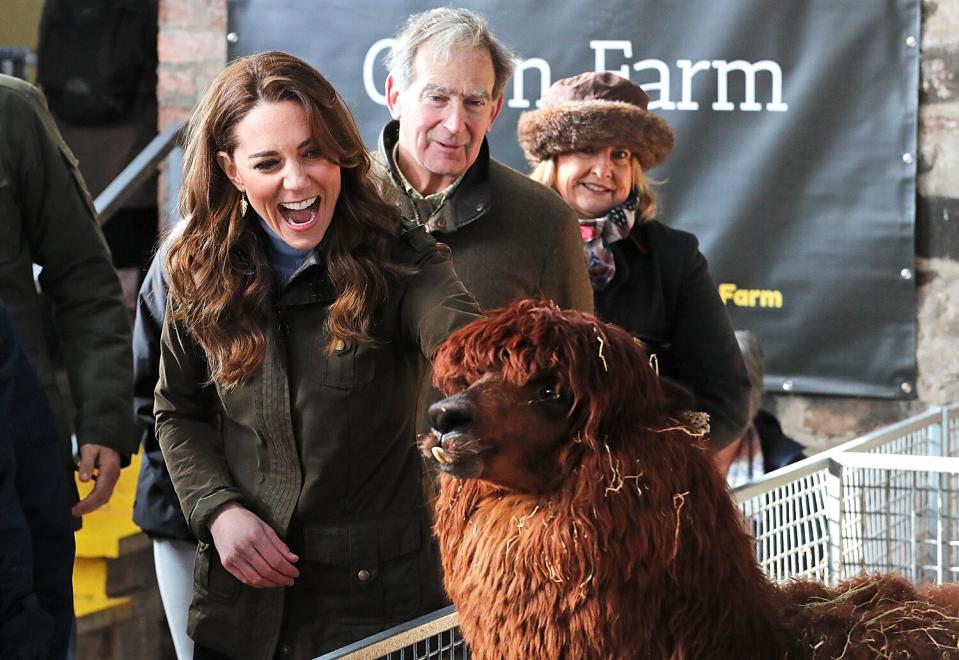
[168,51,410,386]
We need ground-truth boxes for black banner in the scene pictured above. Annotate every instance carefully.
[228,0,920,398]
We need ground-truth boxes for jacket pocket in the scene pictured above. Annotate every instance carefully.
[193,542,240,603]
[319,340,375,389]
[297,516,425,620]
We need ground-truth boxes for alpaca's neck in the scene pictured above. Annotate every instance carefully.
[434,434,793,659]
[436,484,664,659]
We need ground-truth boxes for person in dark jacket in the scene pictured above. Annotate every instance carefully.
[132,224,195,660]
[0,73,137,519]
[0,298,76,660]
[719,330,806,487]
[517,71,751,450]
[154,51,481,660]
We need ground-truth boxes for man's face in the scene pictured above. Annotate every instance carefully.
[386,44,504,195]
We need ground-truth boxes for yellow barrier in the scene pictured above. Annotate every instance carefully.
[73,452,144,617]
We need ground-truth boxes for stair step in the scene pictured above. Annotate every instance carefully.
[74,557,132,622]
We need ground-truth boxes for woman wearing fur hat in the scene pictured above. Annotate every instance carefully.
[518,71,751,450]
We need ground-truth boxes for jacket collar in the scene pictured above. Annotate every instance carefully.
[627,221,651,256]
[601,222,654,295]
[377,120,491,234]
[251,223,335,307]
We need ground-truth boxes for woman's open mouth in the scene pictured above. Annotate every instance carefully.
[278,196,320,230]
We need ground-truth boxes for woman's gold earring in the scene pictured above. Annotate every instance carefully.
[240,193,248,217]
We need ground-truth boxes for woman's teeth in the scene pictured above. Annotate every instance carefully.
[279,196,318,211]
[582,183,611,193]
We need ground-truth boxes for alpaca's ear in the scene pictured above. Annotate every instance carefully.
[659,376,696,417]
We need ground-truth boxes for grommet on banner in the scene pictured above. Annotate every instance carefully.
[900,268,913,281]
[227,32,239,44]
[902,153,914,164]
[905,35,917,47]
[782,380,794,392]
[900,381,913,394]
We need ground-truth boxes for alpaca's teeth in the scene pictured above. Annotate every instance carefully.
[432,446,451,465]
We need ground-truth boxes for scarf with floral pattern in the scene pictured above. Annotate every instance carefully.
[578,188,639,291]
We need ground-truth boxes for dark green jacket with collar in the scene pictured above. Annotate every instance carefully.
[0,75,137,476]
[155,225,481,659]
[374,120,593,314]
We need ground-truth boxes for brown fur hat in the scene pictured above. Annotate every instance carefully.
[517,71,674,170]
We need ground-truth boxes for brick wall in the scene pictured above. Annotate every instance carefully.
[157,0,227,128]
[156,0,227,226]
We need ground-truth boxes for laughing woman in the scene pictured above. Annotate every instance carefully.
[517,72,750,451]
[154,51,480,660]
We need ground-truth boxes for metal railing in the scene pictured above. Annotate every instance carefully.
[735,404,959,586]
[94,121,185,225]
[316,403,959,660]
[319,607,465,660]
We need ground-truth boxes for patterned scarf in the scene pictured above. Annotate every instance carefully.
[578,188,639,291]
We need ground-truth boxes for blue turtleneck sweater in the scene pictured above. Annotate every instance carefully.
[258,216,309,285]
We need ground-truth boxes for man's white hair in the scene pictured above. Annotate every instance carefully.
[386,7,516,100]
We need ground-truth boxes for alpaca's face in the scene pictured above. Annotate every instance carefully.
[421,371,573,492]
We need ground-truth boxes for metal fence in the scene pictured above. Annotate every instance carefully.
[316,404,959,660]
[735,404,959,586]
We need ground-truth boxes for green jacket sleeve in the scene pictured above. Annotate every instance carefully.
[397,229,483,358]
[540,204,594,314]
[154,318,243,543]
[8,81,137,461]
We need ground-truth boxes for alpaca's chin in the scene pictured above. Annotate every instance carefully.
[438,457,486,480]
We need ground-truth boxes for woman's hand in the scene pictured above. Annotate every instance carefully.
[208,502,300,588]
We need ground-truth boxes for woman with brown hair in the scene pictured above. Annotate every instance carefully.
[517,71,750,451]
[154,51,480,659]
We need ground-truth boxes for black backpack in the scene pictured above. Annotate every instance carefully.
[37,0,154,124]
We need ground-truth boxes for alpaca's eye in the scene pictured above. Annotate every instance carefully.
[539,386,559,400]
[525,382,565,407]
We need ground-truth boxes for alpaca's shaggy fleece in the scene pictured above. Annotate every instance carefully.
[424,300,959,660]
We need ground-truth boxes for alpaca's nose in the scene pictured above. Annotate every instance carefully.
[429,397,473,435]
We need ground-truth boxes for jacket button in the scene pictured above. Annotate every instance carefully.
[334,339,346,351]
[357,569,370,582]
[279,644,292,656]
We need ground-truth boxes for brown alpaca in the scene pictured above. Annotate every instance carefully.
[420,300,959,660]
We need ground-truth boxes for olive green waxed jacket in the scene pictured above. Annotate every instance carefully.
[374,121,593,315]
[0,75,136,473]
[155,226,481,659]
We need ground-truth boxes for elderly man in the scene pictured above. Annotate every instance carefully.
[377,7,592,313]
